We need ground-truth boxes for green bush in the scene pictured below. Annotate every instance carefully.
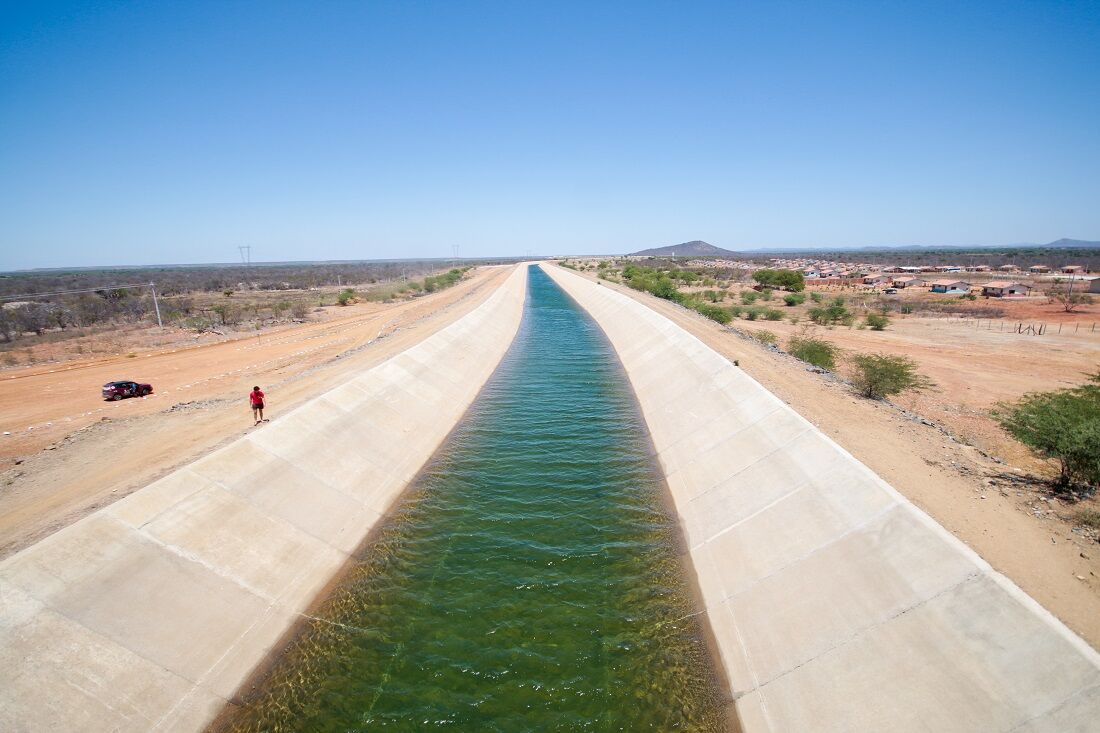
[727,305,742,318]
[808,297,852,326]
[758,288,774,301]
[850,353,933,400]
[763,308,784,321]
[993,373,1100,489]
[753,268,805,291]
[788,333,839,370]
[810,292,824,303]
[783,293,806,307]
[865,313,890,330]
[752,330,778,345]
[743,306,761,321]
[693,302,732,324]
[740,291,760,305]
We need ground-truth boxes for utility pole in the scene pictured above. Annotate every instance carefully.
[451,244,459,269]
[149,283,163,328]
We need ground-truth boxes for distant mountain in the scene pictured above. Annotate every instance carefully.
[1045,238,1100,249]
[630,240,740,257]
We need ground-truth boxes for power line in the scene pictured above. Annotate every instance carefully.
[0,282,164,328]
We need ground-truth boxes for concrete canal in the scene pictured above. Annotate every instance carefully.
[222,265,725,731]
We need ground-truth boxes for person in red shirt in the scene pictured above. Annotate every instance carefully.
[249,386,266,425]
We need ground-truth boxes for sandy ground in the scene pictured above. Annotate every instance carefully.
[0,265,514,559]
[728,314,1100,470]
[575,271,1100,650]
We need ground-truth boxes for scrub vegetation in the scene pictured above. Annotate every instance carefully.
[850,353,934,400]
[994,372,1100,491]
[0,262,476,352]
[787,332,840,371]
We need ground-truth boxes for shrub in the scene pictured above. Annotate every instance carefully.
[783,293,806,307]
[336,288,357,306]
[810,291,824,303]
[763,308,784,321]
[993,373,1100,489]
[1076,509,1100,529]
[758,288,774,301]
[291,301,310,319]
[865,313,890,330]
[788,333,839,370]
[740,291,760,305]
[752,330,778,345]
[808,297,853,326]
[693,302,732,325]
[727,305,743,318]
[850,353,933,400]
[743,306,761,321]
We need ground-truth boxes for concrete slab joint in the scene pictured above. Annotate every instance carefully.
[0,265,529,733]
[539,263,1100,733]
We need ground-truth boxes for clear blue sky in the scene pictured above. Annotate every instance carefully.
[1,1,1098,269]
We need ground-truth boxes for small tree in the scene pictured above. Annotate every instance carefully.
[994,373,1100,489]
[291,301,310,319]
[850,353,933,399]
[336,288,357,306]
[1049,278,1093,313]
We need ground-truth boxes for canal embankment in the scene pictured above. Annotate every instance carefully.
[0,265,527,732]
[541,262,1100,732]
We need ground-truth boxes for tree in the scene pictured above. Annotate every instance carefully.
[753,268,805,291]
[994,373,1100,489]
[849,353,933,399]
[336,288,357,305]
[1049,278,1093,313]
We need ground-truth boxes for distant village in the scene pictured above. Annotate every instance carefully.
[677,256,1099,297]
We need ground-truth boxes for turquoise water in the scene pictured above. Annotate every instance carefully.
[224,266,725,732]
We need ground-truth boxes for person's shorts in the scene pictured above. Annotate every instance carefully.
[252,402,264,410]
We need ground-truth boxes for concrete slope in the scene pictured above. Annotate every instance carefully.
[0,266,527,733]
[540,264,1100,733]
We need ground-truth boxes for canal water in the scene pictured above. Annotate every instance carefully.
[224,266,725,732]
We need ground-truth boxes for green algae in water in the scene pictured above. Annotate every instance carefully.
[224,266,726,732]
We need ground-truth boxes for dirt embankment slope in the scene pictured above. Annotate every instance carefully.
[573,271,1100,650]
[0,266,514,559]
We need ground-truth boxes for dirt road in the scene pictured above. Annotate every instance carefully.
[0,266,515,558]
[572,270,1100,650]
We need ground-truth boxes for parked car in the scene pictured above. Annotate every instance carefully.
[102,380,153,401]
[883,288,898,294]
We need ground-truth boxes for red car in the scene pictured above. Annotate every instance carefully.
[102,380,153,401]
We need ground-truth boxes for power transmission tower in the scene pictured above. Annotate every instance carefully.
[451,244,459,269]
[238,245,251,266]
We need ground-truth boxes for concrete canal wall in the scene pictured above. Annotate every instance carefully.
[541,263,1100,732]
[0,265,527,733]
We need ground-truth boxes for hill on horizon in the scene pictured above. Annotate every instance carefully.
[630,240,739,257]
